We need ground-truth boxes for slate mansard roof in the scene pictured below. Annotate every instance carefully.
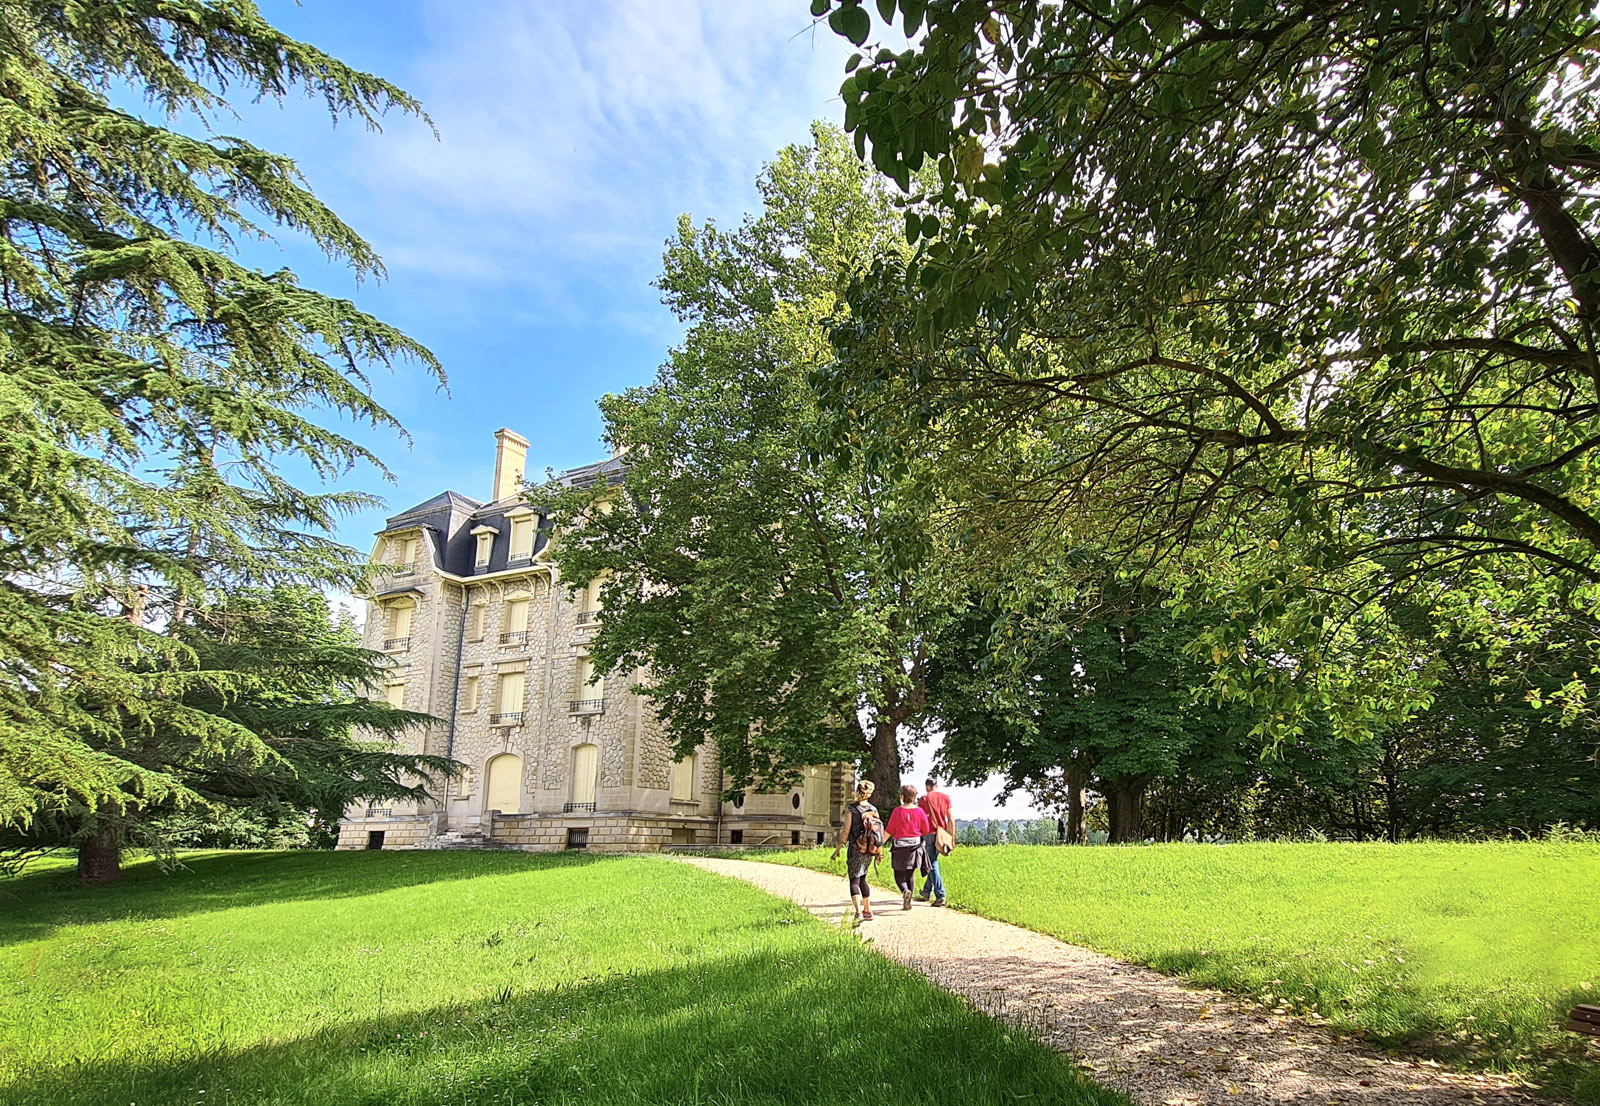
[376,457,627,577]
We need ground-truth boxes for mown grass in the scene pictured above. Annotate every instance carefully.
[747,840,1600,1102]
[0,850,1122,1106]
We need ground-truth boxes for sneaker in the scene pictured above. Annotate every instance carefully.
[915,892,930,901]
[902,889,913,911]
[931,898,946,908]
[861,907,874,921]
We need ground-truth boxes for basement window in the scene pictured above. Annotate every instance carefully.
[366,831,385,850]
[566,828,589,850]
[729,830,743,845]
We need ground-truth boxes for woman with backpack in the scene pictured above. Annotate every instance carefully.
[833,780,881,923]
[885,784,933,911]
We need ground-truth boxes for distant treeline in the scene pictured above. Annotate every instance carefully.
[955,818,1109,846]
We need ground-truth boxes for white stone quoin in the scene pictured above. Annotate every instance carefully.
[336,428,846,852]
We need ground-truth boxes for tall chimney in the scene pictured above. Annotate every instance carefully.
[492,428,529,502]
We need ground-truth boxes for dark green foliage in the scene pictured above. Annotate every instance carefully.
[812,0,1600,737]
[0,0,445,878]
[930,589,1254,841]
[3,585,453,865]
[548,126,950,801]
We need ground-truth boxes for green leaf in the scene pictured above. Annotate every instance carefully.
[901,0,926,35]
[830,4,872,47]
[905,210,922,243]
[810,0,831,16]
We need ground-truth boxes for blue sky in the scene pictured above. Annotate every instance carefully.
[235,0,856,521]
[221,0,1043,820]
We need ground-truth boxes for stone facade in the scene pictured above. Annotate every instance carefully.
[336,429,849,852]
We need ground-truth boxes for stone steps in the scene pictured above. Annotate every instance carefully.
[412,832,510,850]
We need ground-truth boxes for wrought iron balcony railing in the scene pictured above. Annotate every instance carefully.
[563,801,597,813]
[388,561,418,576]
[490,711,524,726]
[499,630,529,645]
[568,698,604,714]
[507,551,532,565]
[382,637,410,651]
[575,609,600,626]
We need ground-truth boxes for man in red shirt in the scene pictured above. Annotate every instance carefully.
[917,776,954,906]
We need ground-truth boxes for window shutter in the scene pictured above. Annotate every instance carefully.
[671,756,695,801]
[506,598,529,633]
[498,672,525,714]
[383,682,405,708]
[509,518,533,560]
[391,604,413,639]
[571,744,598,805]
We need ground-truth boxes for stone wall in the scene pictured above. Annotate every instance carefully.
[335,815,432,850]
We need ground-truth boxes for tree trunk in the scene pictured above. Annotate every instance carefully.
[1106,781,1146,844]
[1381,736,1404,843]
[1066,775,1086,844]
[865,718,901,808]
[77,822,123,886]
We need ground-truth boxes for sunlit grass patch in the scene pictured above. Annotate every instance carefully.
[749,840,1600,1102]
[0,850,1122,1106]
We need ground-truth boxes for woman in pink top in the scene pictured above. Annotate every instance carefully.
[885,784,932,911]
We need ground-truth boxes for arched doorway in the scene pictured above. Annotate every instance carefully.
[484,753,522,814]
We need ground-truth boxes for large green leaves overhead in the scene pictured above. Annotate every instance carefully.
[813,0,1600,736]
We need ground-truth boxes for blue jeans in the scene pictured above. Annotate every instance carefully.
[920,834,945,900]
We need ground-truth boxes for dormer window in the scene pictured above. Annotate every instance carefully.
[469,523,499,572]
[507,510,536,564]
[392,535,419,576]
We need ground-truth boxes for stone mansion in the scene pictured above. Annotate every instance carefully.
[336,428,848,852]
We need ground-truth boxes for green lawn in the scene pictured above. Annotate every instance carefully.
[0,850,1121,1106]
[747,840,1600,1102]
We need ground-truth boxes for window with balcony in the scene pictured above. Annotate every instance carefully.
[500,598,529,645]
[492,671,524,725]
[383,601,413,652]
[569,655,604,713]
[568,743,598,810]
[576,575,604,627]
[508,516,534,563]
[392,535,419,575]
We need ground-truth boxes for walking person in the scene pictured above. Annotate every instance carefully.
[918,776,954,906]
[833,781,882,923]
[885,784,932,911]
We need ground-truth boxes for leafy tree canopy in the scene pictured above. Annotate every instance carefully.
[549,125,956,801]
[810,0,1600,734]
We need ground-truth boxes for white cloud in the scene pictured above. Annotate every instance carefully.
[341,0,854,315]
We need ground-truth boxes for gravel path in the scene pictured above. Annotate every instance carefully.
[680,856,1557,1106]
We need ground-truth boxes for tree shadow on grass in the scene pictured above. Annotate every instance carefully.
[0,850,615,947]
[1,941,1126,1106]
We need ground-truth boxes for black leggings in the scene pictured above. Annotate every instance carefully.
[893,868,915,893]
[849,872,871,898]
